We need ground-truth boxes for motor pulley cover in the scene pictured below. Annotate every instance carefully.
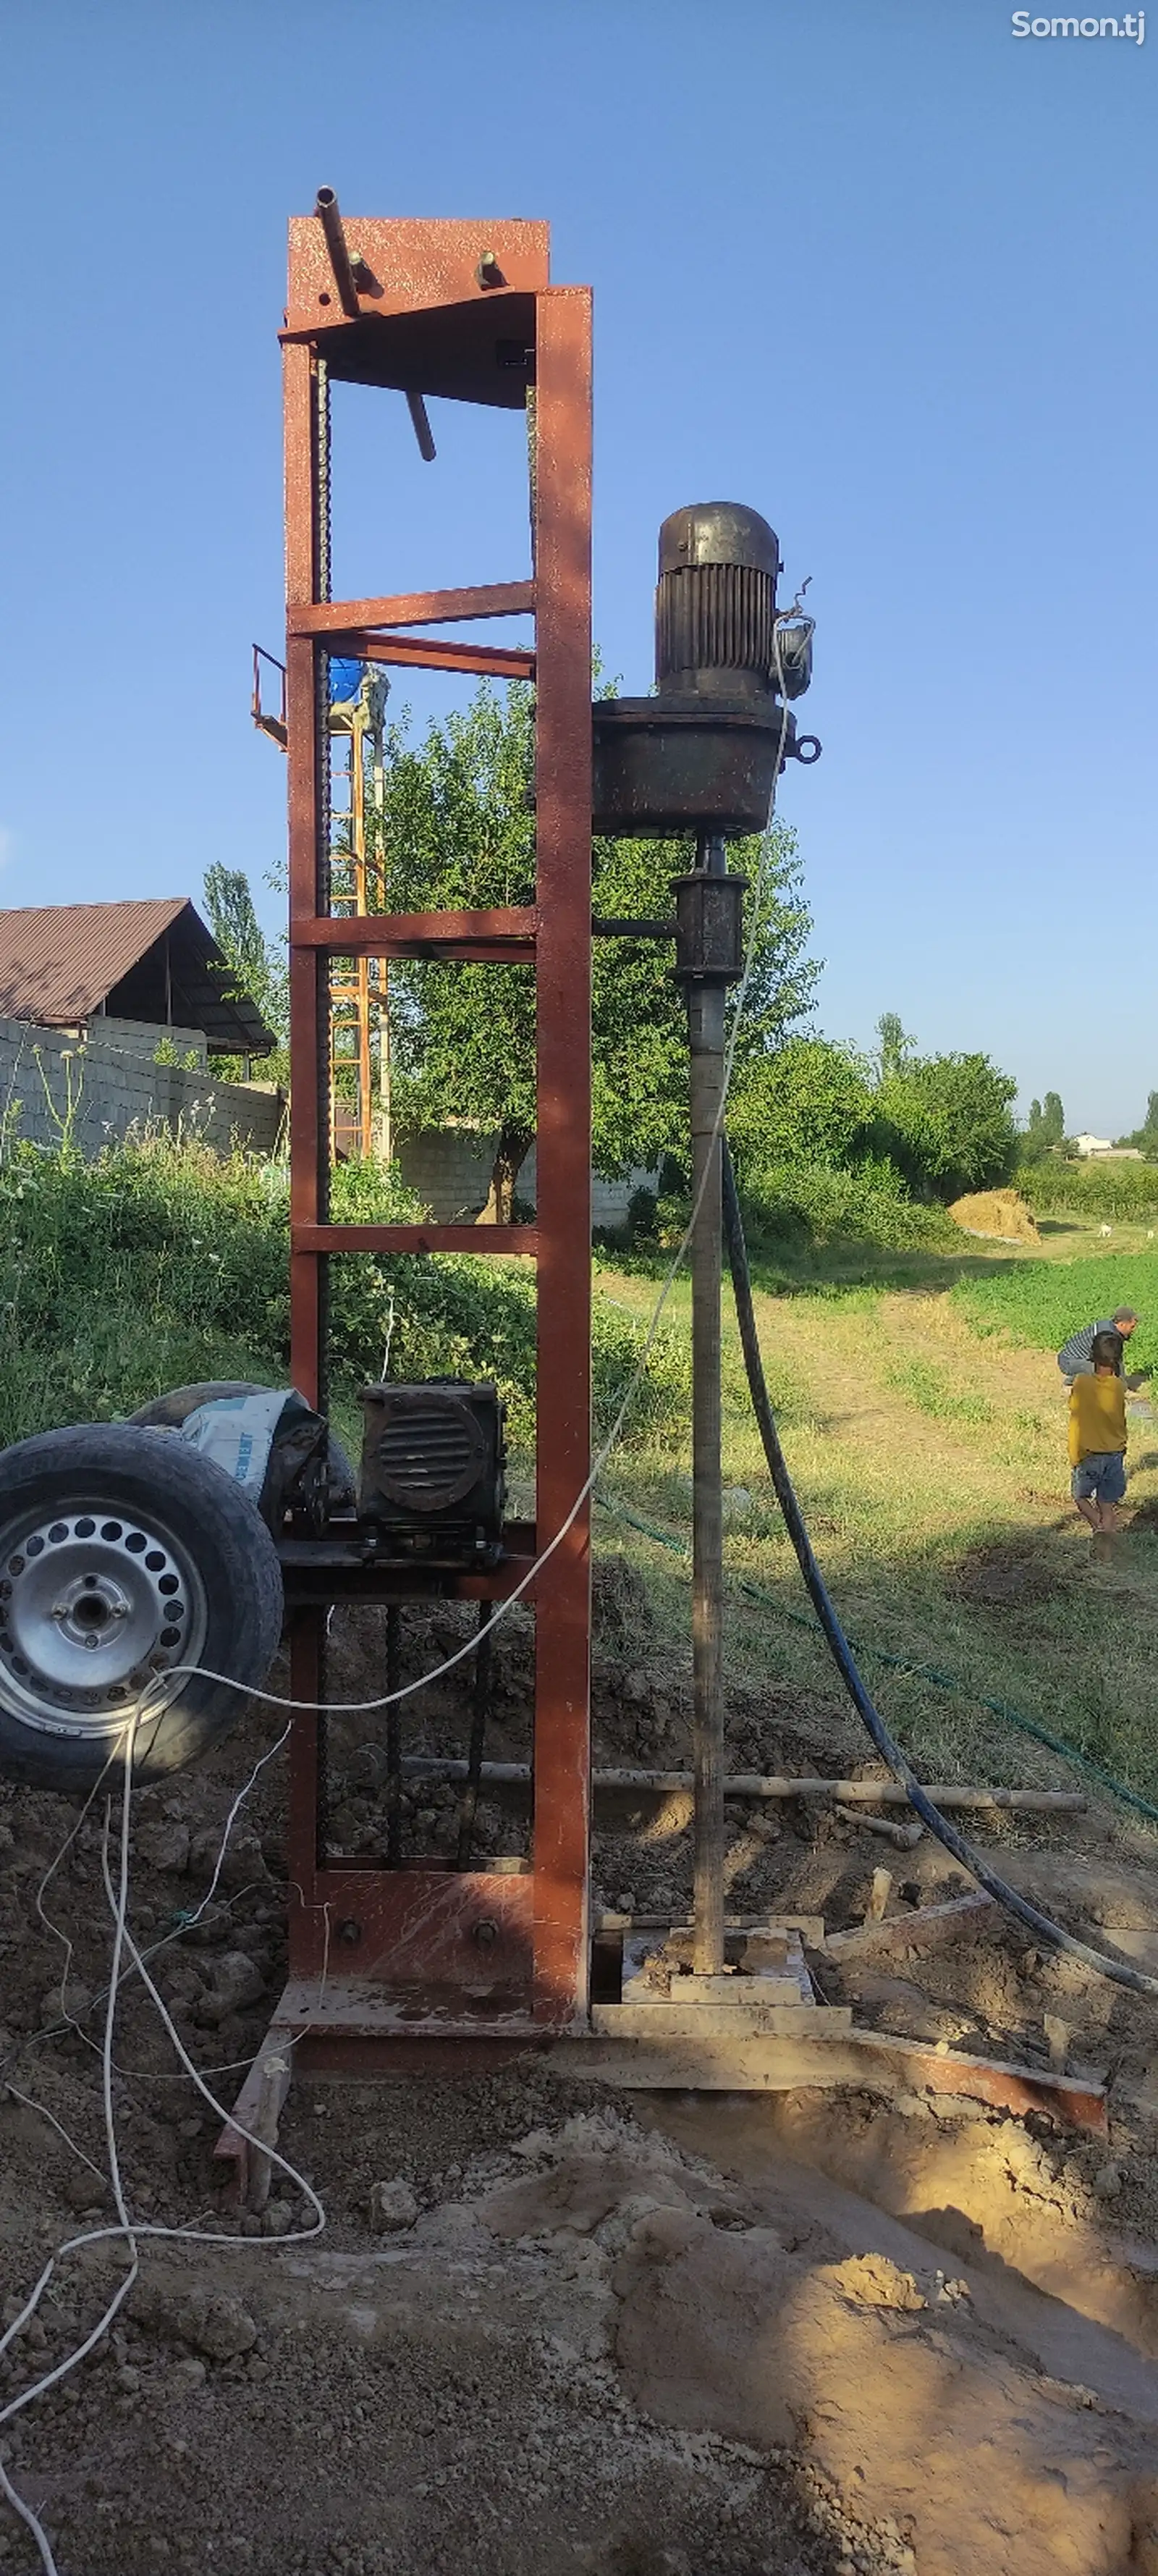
[358,1381,506,1566]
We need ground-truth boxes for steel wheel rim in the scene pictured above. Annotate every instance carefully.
[0,1499,210,1741]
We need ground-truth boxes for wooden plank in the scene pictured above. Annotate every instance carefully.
[289,582,536,633]
[672,1974,806,2006]
[825,1892,997,1963]
[213,2028,294,2210]
[591,2002,853,2038]
[554,2025,1107,2131]
[595,1910,828,1945]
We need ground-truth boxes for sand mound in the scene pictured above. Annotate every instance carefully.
[948,1188,1040,1245]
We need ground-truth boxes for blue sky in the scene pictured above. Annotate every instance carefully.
[1,0,1154,1135]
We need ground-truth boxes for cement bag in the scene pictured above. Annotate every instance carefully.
[179,1389,329,1533]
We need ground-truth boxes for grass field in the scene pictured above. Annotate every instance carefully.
[592,1208,1158,1814]
[8,1134,1157,1821]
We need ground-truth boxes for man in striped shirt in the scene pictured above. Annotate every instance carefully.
[1057,1308,1147,1389]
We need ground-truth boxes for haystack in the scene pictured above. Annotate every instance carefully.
[947,1188,1040,1245]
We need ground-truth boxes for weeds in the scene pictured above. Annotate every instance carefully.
[884,1358,995,1428]
[0,1135,689,1450]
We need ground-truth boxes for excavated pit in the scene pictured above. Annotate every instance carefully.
[4,1588,1158,2573]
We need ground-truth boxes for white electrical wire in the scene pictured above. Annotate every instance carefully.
[4,1720,294,2084]
[0,1707,326,2575]
[1,2082,107,2186]
[129,614,807,1743]
[0,612,811,2569]
[30,1738,131,2055]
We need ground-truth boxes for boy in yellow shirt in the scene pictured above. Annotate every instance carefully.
[1068,1329,1128,1534]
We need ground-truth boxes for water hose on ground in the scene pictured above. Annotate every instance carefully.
[720,1137,1158,2005]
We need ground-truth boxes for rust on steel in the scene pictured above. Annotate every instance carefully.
[284,1867,536,1991]
[274,214,594,2053]
[529,287,594,2025]
[290,581,535,631]
[292,1221,538,1257]
[335,632,536,680]
[284,337,328,1407]
[291,906,537,959]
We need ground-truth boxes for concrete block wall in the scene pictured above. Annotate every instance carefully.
[395,1127,658,1233]
[396,1127,495,1220]
[0,1018,283,1159]
[94,1016,208,1069]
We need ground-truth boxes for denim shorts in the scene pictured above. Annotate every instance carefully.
[1072,1451,1127,1504]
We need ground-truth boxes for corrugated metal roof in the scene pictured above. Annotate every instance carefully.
[0,900,189,1025]
[0,899,274,1055]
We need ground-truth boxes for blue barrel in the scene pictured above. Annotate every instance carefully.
[328,657,363,706]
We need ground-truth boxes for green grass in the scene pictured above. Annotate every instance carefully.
[0,1136,690,1452]
[8,1132,1158,1824]
[884,1358,995,1428]
[594,1239,1158,1815]
[951,1253,1158,1374]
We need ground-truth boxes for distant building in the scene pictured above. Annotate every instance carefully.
[0,898,280,1160]
[0,898,274,1057]
[1073,1133,1142,1161]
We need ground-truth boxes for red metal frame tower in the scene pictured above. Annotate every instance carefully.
[275,208,593,2064]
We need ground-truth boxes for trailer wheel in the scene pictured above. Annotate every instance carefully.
[128,1381,358,1510]
[0,1423,284,1795]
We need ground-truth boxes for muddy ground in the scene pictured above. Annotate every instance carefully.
[4,1580,1158,2575]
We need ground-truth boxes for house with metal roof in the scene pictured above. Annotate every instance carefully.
[0,898,275,1058]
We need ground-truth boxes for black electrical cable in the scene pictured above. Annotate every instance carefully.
[721,1137,1158,2005]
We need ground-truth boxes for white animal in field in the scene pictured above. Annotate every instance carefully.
[1149,1230,1155,1242]
[1099,1223,1112,1237]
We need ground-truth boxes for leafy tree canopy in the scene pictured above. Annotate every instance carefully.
[1022,1089,1065,1161]
[874,1048,1019,1201]
[376,682,819,1214]
[202,864,289,1070]
[876,1010,916,1082]
[727,1037,874,1190]
[1114,1090,1158,1156]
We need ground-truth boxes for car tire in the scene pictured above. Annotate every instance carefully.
[0,1423,284,1795]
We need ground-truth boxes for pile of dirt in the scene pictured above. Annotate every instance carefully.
[947,1190,1040,1245]
[7,1609,1158,2572]
[9,2082,1158,2576]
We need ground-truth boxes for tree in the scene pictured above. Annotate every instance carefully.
[202,864,289,1066]
[1115,1090,1158,1156]
[726,1037,873,1190]
[1022,1088,1065,1162]
[378,683,819,1218]
[876,1011,915,1082]
[874,1051,1019,1201]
